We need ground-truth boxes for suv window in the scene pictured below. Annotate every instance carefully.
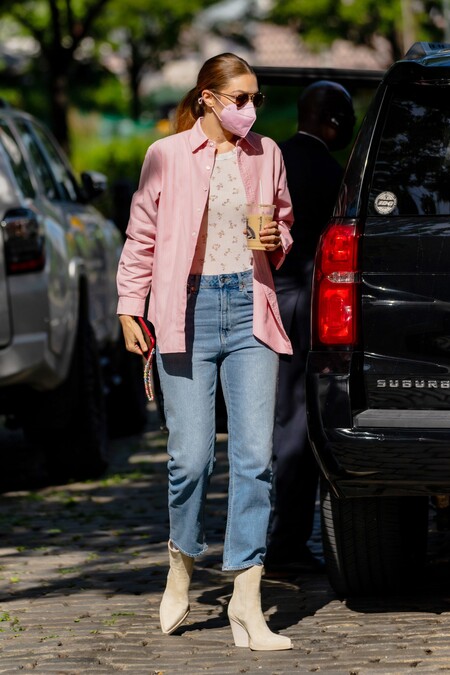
[30,122,79,202]
[369,84,450,216]
[0,121,35,198]
[16,119,79,202]
[15,120,59,200]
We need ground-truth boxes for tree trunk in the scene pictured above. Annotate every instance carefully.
[48,60,71,155]
[130,41,141,122]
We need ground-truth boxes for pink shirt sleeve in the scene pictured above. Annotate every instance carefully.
[116,143,162,316]
[269,143,293,269]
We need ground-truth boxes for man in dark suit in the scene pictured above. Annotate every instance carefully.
[265,81,356,576]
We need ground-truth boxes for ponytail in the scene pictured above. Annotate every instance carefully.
[174,88,203,133]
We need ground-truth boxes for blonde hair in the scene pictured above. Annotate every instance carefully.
[174,53,255,133]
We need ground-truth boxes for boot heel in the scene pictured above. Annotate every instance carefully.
[229,616,249,647]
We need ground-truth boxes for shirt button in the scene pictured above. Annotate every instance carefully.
[192,232,196,236]
[209,142,214,147]
[206,165,210,170]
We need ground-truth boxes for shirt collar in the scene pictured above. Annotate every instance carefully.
[298,130,329,150]
[188,118,210,151]
[188,117,259,152]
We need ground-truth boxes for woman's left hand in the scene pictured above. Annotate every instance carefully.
[260,220,282,251]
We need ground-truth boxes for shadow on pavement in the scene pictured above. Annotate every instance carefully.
[0,405,449,630]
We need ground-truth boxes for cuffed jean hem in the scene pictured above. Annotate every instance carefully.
[222,561,265,572]
[171,540,208,559]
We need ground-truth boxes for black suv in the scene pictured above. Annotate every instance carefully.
[306,42,450,596]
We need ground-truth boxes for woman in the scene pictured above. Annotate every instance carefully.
[117,53,293,651]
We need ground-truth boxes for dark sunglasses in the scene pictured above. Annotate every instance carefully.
[214,91,265,109]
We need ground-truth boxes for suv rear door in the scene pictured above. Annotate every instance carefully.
[359,81,450,426]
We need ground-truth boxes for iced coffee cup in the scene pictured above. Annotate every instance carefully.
[245,203,275,250]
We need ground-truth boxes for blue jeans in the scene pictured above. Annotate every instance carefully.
[156,270,279,570]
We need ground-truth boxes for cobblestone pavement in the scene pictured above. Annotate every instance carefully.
[0,405,450,675]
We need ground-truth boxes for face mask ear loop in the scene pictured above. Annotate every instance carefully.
[204,92,224,122]
[211,92,226,109]
[211,106,223,123]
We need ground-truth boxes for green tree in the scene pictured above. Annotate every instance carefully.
[269,0,445,60]
[0,0,223,151]
[100,0,221,121]
[0,0,112,152]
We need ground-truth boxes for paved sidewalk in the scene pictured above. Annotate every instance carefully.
[0,405,450,674]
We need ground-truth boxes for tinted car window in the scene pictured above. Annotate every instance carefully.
[15,120,59,200]
[0,121,35,198]
[16,120,79,202]
[369,84,450,216]
[30,122,79,202]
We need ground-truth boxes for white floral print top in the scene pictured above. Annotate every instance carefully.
[190,148,253,274]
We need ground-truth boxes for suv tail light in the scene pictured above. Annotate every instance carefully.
[1,208,45,275]
[312,219,359,347]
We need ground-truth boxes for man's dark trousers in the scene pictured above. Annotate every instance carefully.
[268,267,319,562]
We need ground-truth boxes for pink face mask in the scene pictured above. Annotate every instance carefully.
[212,94,257,138]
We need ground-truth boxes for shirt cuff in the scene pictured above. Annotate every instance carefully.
[117,296,147,317]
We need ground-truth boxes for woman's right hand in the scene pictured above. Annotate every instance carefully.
[119,315,148,355]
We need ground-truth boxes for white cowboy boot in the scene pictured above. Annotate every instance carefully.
[228,565,292,650]
[160,540,194,635]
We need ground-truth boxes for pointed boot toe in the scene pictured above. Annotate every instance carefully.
[159,541,194,635]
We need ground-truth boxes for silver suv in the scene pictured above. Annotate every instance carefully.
[0,103,144,481]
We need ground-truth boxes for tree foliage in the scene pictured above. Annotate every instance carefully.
[0,0,112,151]
[2,0,447,156]
[0,0,222,150]
[269,0,445,59]
[100,0,220,120]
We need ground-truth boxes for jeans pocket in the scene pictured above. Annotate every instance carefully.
[240,280,254,302]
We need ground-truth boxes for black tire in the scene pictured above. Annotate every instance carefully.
[23,309,108,482]
[321,477,429,596]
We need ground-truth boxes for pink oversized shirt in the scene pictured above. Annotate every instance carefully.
[117,118,294,354]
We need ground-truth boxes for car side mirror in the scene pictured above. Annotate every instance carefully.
[81,171,108,201]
